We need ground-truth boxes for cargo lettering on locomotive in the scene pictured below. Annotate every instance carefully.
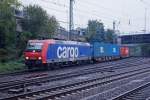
[57,46,79,59]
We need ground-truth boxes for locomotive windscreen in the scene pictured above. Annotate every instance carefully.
[26,42,43,51]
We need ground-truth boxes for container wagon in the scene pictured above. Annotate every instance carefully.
[92,42,120,62]
[120,46,129,58]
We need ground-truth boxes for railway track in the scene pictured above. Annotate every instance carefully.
[0,69,28,77]
[0,57,149,100]
[0,58,147,92]
[0,57,146,84]
[2,63,150,100]
[0,58,121,77]
[0,57,143,78]
[111,81,150,100]
[0,57,132,83]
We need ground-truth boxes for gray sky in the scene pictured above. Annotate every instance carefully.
[20,0,150,34]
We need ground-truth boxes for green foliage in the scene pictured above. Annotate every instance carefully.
[0,0,22,63]
[86,20,105,42]
[22,5,59,39]
[0,49,7,62]
[0,48,17,62]
[39,16,59,39]
[16,32,32,57]
[0,61,24,74]
[86,20,117,43]
[104,29,116,43]
[0,0,20,48]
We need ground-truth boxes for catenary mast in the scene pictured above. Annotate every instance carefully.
[69,0,74,40]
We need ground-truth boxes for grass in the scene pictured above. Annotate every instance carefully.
[0,61,25,74]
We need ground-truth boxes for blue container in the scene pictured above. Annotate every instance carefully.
[93,42,120,57]
[46,40,92,63]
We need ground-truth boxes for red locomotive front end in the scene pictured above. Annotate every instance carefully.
[24,40,45,69]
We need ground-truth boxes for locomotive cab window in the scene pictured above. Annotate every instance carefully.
[26,42,43,52]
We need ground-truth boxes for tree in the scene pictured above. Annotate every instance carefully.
[104,29,116,43]
[22,5,58,39]
[86,20,105,42]
[39,16,59,39]
[0,0,19,48]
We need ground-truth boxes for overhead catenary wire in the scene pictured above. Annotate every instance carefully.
[40,0,122,22]
[40,0,132,26]
[22,0,150,32]
[39,0,119,29]
[77,0,126,19]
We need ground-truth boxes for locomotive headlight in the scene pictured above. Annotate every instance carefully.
[25,57,29,60]
[38,57,42,60]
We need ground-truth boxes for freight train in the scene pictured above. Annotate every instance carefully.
[24,39,129,69]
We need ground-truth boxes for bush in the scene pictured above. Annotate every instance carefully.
[0,61,25,73]
[0,48,17,63]
[0,49,8,63]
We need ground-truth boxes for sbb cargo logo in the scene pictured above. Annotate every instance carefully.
[57,46,79,58]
